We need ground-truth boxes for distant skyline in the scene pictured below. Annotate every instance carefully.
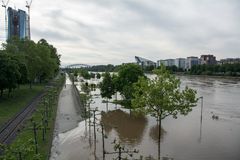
[1,0,240,66]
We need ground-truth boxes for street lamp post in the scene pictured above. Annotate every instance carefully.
[199,96,203,124]
[198,96,203,143]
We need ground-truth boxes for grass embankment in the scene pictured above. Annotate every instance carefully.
[0,74,65,160]
[0,85,44,127]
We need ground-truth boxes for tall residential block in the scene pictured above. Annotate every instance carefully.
[200,55,217,65]
[7,7,29,40]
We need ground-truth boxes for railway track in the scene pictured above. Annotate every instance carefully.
[0,92,46,144]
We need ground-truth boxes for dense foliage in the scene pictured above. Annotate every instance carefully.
[0,38,60,96]
[87,64,116,72]
[99,72,115,100]
[70,68,91,80]
[99,64,144,104]
[189,63,240,76]
[132,65,197,119]
[114,64,144,100]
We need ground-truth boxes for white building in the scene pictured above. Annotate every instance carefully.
[157,59,175,67]
[175,58,186,69]
[157,60,168,67]
[186,57,199,70]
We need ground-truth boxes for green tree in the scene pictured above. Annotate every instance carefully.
[116,64,144,100]
[99,72,115,100]
[74,70,78,78]
[90,72,95,79]
[37,39,60,75]
[0,53,9,96]
[0,37,61,97]
[112,73,119,100]
[25,41,41,88]
[78,69,91,79]
[0,53,21,97]
[132,65,197,159]
[96,73,101,79]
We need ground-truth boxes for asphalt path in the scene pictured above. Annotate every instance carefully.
[50,74,84,159]
[57,75,82,133]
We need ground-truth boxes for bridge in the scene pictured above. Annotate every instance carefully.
[65,64,91,69]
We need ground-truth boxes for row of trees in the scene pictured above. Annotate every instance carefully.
[0,38,60,96]
[189,63,240,76]
[71,68,101,80]
[87,64,116,72]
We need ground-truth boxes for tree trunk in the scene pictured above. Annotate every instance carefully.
[8,88,11,98]
[158,115,162,160]
[29,81,32,89]
[106,98,108,111]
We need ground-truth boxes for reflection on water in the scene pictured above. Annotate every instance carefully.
[149,124,166,143]
[53,76,240,160]
[101,109,148,146]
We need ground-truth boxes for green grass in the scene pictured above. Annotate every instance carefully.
[4,75,66,160]
[0,85,44,127]
[11,91,59,160]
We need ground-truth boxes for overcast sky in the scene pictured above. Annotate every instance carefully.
[1,0,240,66]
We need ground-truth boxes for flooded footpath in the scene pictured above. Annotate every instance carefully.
[50,75,240,160]
[50,74,83,159]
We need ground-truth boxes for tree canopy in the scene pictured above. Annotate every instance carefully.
[0,37,61,96]
[132,65,197,120]
[99,72,115,100]
[132,65,197,158]
[189,63,240,76]
[116,63,144,100]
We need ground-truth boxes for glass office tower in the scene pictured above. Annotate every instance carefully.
[7,7,28,39]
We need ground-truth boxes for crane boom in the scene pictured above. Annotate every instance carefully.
[26,0,33,39]
[2,0,10,40]
[29,0,32,6]
[6,0,9,6]
[2,0,10,7]
[26,0,33,8]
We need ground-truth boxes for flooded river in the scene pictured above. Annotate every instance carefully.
[52,75,240,160]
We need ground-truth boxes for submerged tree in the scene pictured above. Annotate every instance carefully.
[132,65,197,159]
[99,72,115,102]
[116,63,144,100]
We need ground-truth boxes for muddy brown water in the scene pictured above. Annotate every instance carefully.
[52,75,240,160]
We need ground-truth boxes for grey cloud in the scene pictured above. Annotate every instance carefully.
[26,0,240,64]
[32,28,81,42]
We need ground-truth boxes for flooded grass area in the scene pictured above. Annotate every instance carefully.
[51,75,240,160]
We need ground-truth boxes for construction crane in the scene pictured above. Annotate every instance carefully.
[2,0,10,40]
[26,0,33,39]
